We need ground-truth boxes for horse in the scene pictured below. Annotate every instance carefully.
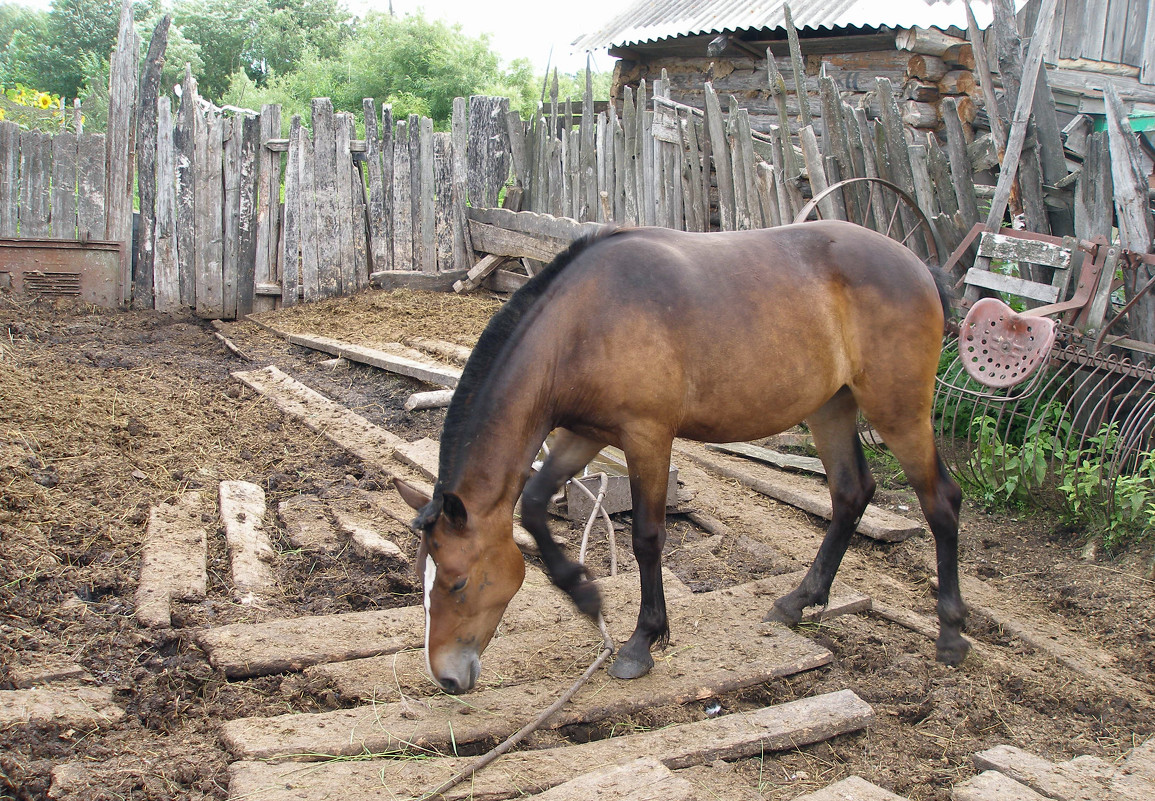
[394,220,968,693]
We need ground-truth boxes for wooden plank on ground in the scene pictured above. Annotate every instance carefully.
[971,746,1114,801]
[677,443,922,542]
[282,333,462,387]
[332,510,408,562]
[231,365,408,474]
[9,657,89,689]
[531,758,695,801]
[278,496,341,554]
[306,569,862,703]
[958,575,1153,705]
[794,775,910,800]
[227,689,873,800]
[221,582,835,761]
[709,442,826,476]
[301,564,690,698]
[219,480,276,600]
[198,563,633,679]
[1113,738,1155,800]
[952,770,1048,801]
[0,686,125,729]
[135,492,208,627]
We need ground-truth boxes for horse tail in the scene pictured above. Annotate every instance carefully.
[929,265,956,332]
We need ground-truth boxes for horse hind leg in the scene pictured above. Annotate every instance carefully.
[521,428,605,618]
[608,430,675,680]
[768,387,876,626]
[871,420,969,666]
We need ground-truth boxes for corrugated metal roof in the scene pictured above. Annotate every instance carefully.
[572,0,1000,52]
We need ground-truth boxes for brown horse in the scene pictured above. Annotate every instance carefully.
[395,220,967,693]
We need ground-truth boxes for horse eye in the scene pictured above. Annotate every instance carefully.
[450,577,468,593]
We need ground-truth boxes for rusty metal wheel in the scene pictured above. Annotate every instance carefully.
[792,177,943,268]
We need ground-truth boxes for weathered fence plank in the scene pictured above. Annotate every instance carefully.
[174,68,198,308]
[311,99,340,296]
[392,119,413,272]
[417,116,436,274]
[281,116,302,307]
[106,0,138,304]
[236,114,260,316]
[704,82,734,230]
[134,14,170,310]
[154,97,179,311]
[50,132,78,240]
[0,121,17,237]
[363,99,389,273]
[194,112,224,318]
[76,133,107,242]
[467,96,510,209]
[334,112,358,290]
[253,104,282,313]
[223,118,242,318]
[19,132,51,239]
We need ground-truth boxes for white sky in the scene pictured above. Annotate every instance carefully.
[11,0,619,73]
[355,0,618,72]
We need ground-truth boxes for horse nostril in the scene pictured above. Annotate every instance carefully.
[439,676,460,694]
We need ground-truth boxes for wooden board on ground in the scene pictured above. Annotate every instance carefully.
[232,365,407,467]
[709,441,826,476]
[278,496,342,553]
[958,575,1154,706]
[227,689,873,801]
[794,775,910,800]
[304,565,691,700]
[8,657,89,689]
[134,492,208,628]
[220,581,835,761]
[971,745,1116,801]
[0,686,125,729]
[531,758,695,801]
[305,569,864,703]
[282,333,462,388]
[676,442,923,542]
[219,481,276,600]
[953,770,1048,801]
[195,564,683,679]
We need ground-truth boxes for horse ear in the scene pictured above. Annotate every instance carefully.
[441,492,468,530]
[394,477,431,511]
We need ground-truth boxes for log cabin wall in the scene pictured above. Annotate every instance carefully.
[608,28,981,138]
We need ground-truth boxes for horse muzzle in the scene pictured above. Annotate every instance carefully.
[432,649,481,694]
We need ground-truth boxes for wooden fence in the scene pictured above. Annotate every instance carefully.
[1,0,1151,320]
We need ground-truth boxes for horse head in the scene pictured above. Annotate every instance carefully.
[394,478,525,693]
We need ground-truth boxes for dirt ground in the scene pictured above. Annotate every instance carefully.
[1,288,1153,801]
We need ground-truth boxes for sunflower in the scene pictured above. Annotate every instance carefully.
[37,92,53,109]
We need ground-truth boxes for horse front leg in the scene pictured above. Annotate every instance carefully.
[609,436,673,680]
[520,428,605,618]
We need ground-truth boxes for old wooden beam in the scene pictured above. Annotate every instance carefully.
[134,492,207,628]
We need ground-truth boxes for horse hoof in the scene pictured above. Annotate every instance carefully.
[936,633,971,666]
[569,580,602,619]
[763,600,802,626]
[607,652,653,680]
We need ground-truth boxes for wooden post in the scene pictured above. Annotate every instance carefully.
[451,97,470,272]
[298,118,321,303]
[19,132,50,238]
[0,121,17,237]
[174,67,198,308]
[50,132,78,240]
[417,116,436,274]
[106,0,139,306]
[134,14,171,310]
[984,0,1059,230]
[363,98,388,273]
[334,112,358,290]
[783,4,812,128]
[195,111,224,318]
[704,83,734,231]
[281,115,303,307]
[622,85,638,225]
[223,117,241,318]
[154,97,179,311]
[311,99,340,296]
[236,114,260,316]
[392,119,413,271]
[1104,83,1155,342]
[253,104,282,312]
[433,132,454,272]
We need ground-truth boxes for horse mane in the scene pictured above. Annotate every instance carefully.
[431,226,620,501]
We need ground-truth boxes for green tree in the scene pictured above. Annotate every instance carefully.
[0,3,50,87]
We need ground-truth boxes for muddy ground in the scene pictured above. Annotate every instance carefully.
[1,288,1153,801]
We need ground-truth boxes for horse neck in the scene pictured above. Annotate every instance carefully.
[446,364,556,519]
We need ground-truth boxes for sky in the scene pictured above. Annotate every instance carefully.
[11,0,621,74]
[355,0,620,72]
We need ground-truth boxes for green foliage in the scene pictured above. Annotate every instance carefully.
[966,404,1155,549]
[0,3,50,88]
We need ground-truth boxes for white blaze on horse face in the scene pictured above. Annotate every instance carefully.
[423,551,437,680]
